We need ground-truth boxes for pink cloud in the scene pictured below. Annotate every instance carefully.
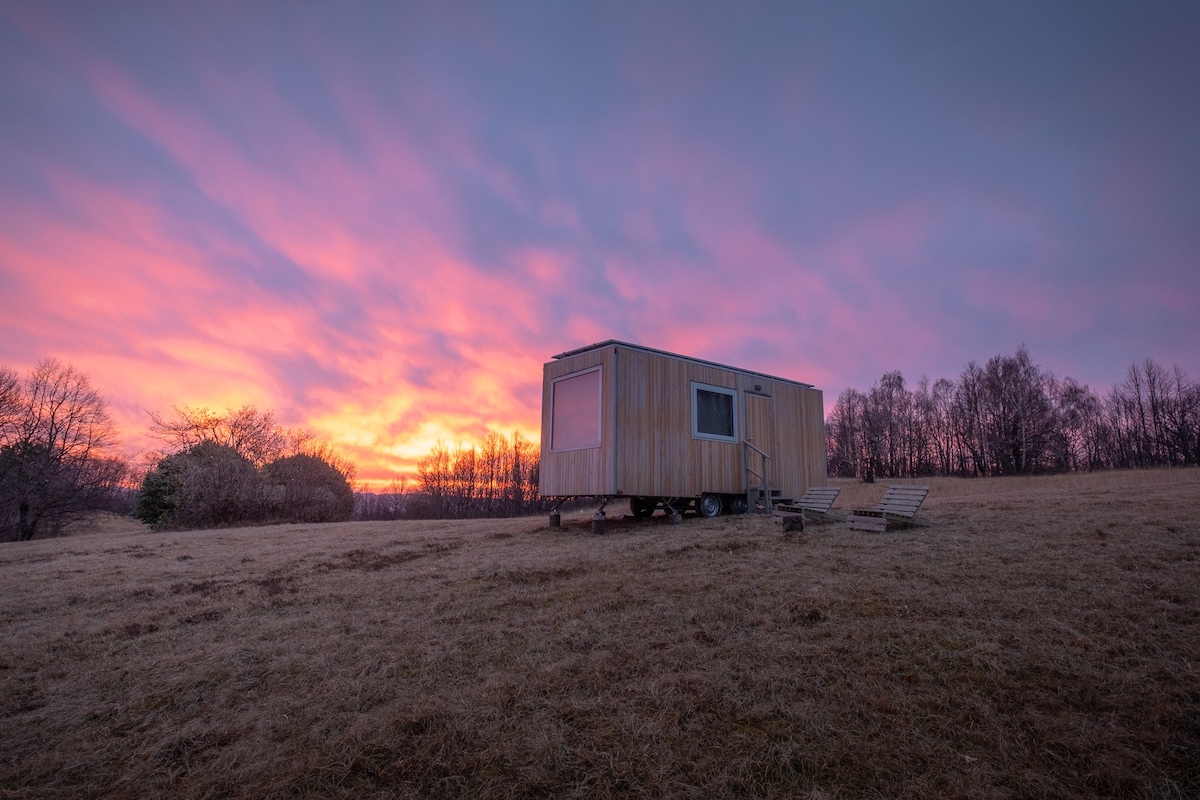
[4,48,554,482]
[5,2,1194,490]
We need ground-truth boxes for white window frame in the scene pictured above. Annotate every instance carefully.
[549,366,603,452]
[691,382,738,443]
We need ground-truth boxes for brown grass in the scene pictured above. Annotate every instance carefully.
[2,469,1199,799]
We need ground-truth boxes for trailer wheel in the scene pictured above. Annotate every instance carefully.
[629,496,656,518]
[729,497,749,515]
[698,493,723,518]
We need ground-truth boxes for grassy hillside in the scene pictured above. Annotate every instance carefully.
[2,470,1199,798]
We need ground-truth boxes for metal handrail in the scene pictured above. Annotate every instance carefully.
[744,440,769,459]
[743,439,773,512]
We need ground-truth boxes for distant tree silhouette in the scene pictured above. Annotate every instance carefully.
[263,453,354,523]
[826,348,1198,480]
[137,442,263,530]
[139,404,356,530]
[1107,359,1200,468]
[354,477,411,521]
[413,431,541,519]
[0,360,127,542]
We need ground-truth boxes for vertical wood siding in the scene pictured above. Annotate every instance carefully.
[768,379,828,495]
[538,347,614,496]
[540,343,826,499]
[614,348,742,496]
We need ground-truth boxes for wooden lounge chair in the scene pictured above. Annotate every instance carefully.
[773,486,842,527]
[846,484,931,531]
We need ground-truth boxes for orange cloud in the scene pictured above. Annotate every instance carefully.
[5,1,1196,493]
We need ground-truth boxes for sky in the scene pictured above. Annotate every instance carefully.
[2,1,1198,487]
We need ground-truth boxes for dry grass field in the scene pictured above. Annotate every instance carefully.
[2,470,1199,799]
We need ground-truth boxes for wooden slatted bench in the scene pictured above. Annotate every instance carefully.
[773,486,842,527]
[846,484,931,532]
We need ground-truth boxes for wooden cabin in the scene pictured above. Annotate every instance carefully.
[539,340,826,518]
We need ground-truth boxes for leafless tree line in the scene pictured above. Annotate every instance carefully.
[827,347,1200,480]
[406,431,541,519]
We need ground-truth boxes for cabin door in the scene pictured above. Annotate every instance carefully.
[744,393,775,487]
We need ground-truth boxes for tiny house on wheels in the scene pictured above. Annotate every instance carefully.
[539,340,826,523]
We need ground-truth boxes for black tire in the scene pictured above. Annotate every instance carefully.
[729,497,749,515]
[698,493,723,518]
[629,496,656,518]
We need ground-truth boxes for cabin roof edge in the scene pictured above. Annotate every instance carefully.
[550,339,815,389]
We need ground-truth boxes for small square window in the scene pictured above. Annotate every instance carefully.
[693,383,737,442]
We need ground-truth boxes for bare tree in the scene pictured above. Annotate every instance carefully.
[910,377,936,476]
[1169,365,1200,465]
[1046,377,1103,472]
[825,388,884,481]
[416,441,452,518]
[413,431,540,518]
[478,431,506,516]
[506,432,539,515]
[0,367,21,436]
[450,445,479,518]
[1108,360,1171,468]
[148,405,288,467]
[824,389,861,479]
[870,371,909,477]
[0,360,127,541]
[1108,360,1200,468]
[949,363,987,476]
[975,347,1054,474]
[930,378,957,475]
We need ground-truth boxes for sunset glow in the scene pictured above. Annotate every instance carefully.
[2,3,1197,488]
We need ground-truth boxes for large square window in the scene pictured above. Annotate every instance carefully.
[693,382,737,442]
[550,367,601,451]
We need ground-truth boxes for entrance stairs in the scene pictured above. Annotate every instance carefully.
[747,486,794,513]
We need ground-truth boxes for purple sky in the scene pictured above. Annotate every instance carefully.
[1,2,1197,483]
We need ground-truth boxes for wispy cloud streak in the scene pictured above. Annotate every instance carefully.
[1,2,1198,484]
